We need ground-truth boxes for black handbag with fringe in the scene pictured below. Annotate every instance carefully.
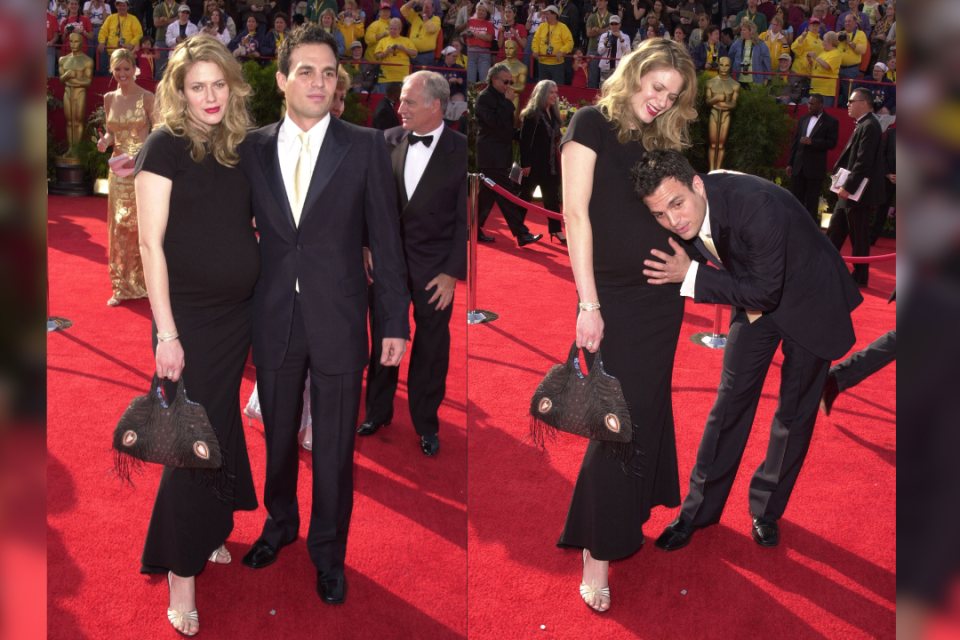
[529,342,633,453]
[111,374,224,484]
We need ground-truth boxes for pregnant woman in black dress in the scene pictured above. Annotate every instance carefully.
[134,35,258,636]
[557,38,698,613]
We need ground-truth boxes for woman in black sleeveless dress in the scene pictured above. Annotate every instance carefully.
[556,38,699,613]
[134,36,258,636]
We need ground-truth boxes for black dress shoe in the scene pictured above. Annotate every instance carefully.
[819,373,839,416]
[357,419,390,437]
[654,518,697,551]
[420,434,440,456]
[751,514,779,547]
[241,538,280,569]
[517,232,543,247]
[478,231,496,242]
[317,571,347,605]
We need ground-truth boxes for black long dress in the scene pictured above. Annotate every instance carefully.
[518,109,562,235]
[134,127,260,578]
[556,106,685,561]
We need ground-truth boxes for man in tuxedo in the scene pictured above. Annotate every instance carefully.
[238,25,411,605]
[475,63,542,246]
[359,71,467,456]
[826,87,886,287]
[372,81,402,130]
[633,150,863,550]
[786,93,839,223]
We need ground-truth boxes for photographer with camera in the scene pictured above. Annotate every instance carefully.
[692,24,727,78]
[464,1,495,82]
[336,0,366,53]
[166,5,199,49]
[728,19,769,87]
[531,5,572,84]
[374,17,417,90]
[806,30,841,106]
[789,15,822,77]
[365,2,395,61]
[525,0,546,78]
[596,14,630,83]
[496,4,526,62]
[402,0,442,67]
[60,0,94,56]
[835,12,867,107]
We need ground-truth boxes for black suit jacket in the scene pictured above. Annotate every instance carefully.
[372,98,401,131]
[833,112,886,207]
[518,112,560,181]
[475,85,516,168]
[384,125,468,289]
[787,110,839,179]
[882,126,896,179]
[689,172,863,361]
[240,117,411,373]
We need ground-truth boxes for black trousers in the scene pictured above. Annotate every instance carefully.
[679,311,830,525]
[366,283,454,437]
[832,330,896,392]
[870,181,895,243]
[790,170,825,223]
[519,171,562,234]
[477,166,531,238]
[827,199,871,285]
[256,296,364,577]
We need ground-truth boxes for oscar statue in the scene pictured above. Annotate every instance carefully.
[502,39,527,121]
[705,57,739,171]
[59,32,94,156]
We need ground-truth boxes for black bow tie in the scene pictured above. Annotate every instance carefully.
[408,134,434,147]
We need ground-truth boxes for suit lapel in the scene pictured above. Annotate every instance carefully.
[255,120,297,231]
[402,127,455,222]
[835,117,861,171]
[705,181,731,268]
[299,117,352,227]
[392,134,410,210]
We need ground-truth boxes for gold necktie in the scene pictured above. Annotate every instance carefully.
[292,131,311,227]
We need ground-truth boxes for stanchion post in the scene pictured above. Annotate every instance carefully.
[690,304,727,349]
[467,172,498,325]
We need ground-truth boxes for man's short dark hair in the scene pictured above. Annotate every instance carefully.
[720,27,734,40]
[851,87,872,104]
[386,81,403,100]
[631,150,698,201]
[291,13,305,26]
[704,25,719,37]
[277,24,340,77]
[487,62,511,84]
[808,93,823,103]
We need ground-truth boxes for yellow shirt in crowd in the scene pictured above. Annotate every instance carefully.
[401,5,441,54]
[98,12,142,51]
[790,31,822,75]
[364,18,390,61]
[836,28,868,67]
[810,48,841,97]
[760,29,788,64]
[375,35,416,82]
[337,18,364,50]
[532,21,573,65]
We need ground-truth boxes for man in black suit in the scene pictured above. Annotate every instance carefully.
[786,93,839,223]
[827,86,887,286]
[359,71,467,456]
[475,63,542,246]
[372,82,402,130]
[238,26,411,605]
[633,150,863,550]
[870,124,895,244]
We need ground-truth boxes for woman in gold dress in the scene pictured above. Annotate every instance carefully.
[96,48,157,306]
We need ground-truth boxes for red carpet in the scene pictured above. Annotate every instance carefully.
[467,212,896,639]
[47,196,467,639]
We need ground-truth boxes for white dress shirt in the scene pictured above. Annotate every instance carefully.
[804,112,820,138]
[277,114,330,291]
[680,201,711,298]
[277,113,330,216]
[403,122,445,201]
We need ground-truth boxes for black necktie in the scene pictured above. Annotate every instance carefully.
[409,134,433,147]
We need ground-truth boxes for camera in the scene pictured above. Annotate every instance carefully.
[413,3,422,12]
[837,32,847,42]
[546,45,554,55]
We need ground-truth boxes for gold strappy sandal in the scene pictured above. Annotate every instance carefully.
[167,572,199,636]
[208,544,231,564]
[579,549,611,613]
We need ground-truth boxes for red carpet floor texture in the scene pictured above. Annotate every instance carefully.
[467,213,896,639]
[47,196,467,639]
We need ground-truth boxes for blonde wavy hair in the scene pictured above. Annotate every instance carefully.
[109,47,137,72]
[594,37,698,149]
[155,34,252,167]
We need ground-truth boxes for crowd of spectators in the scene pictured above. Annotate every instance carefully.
[47,0,896,107]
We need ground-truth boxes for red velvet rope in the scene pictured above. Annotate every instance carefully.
[841,253,896,263]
